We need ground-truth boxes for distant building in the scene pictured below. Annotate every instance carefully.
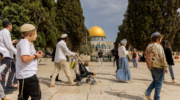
[89,23,113,53]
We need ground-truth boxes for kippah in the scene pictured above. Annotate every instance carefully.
[151,32,160,37]
[20,24,36,32]
[61,34,68,38]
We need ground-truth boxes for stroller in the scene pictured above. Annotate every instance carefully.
[73,56,96,86]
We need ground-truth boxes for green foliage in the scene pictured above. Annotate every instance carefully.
[2,3,35,39]
[116,0,180,50]
[79,45,91,55]
[56,0,87,51]
[1,0,86,49]
[173,30,180,51]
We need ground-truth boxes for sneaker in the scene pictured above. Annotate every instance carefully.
[6,86,18,91]
[4,89,13,94]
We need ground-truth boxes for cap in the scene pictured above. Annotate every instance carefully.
[20,24,36,32]
[61,34,68,38]
[151,32,160,37]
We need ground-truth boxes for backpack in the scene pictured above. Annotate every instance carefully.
[51,46,56,62]
[144,47,156,69]
[98,52,103,57]
[132,52,137,58]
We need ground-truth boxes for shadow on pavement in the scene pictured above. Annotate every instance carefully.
[38,77,67,86]
[163,81,180,86]
[132,78,152,82]
[96,73,115,76]
[104,91,146,100]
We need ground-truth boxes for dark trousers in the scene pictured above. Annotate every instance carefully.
[18,75,41,100]
[116,58,119,71]
[1,58,16,89]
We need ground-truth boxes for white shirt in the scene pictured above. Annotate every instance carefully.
[0,28,17,58]
[85,66,90,72]
[16,39,37,79]
[118,46,129,58]
[54,40,75,63]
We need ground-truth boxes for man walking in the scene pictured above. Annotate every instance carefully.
[132,49,138,68]
[98,50,103,66]
[0,20,18,94]
[50,34,78,87]
[50,38,62,82]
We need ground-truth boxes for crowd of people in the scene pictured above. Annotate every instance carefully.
[0,20,178,100]
[112,32,177,100]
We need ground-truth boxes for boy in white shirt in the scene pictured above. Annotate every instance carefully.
[16,24,43,100]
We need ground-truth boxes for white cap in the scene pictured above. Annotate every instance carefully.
[61,34,68,38]
[20,24,36,32]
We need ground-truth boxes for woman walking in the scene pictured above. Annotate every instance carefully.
[163,40,178,83]
[116,39,131,82]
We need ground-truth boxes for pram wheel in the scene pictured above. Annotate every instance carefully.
[91,80,96,85]
[77,81,82,86]
[86,78,91,84]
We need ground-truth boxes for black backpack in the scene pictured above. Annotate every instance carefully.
[98,52,103,57]
[51,46,56,62]
[132,52,137,58]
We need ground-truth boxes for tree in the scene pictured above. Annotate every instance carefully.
[11,0,60,47]
[116,0,180,50]
[173,29,180,51]
[56,0,86,51]
[2,3,34,38]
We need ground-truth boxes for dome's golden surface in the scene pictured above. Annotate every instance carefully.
[89,26,106,37]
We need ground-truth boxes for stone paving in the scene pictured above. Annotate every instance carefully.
[6,59,180,100]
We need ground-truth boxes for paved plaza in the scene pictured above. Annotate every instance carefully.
[6,59,180,100]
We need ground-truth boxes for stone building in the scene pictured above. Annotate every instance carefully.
[89,23,114,53]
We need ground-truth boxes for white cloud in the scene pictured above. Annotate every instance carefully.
[80,0,128,15]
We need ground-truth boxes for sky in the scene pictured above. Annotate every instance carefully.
[80,0,128,42]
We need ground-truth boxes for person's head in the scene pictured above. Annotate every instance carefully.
[61,34,68,43]
[133,49,136,52]
[84,62,89,67]
[20,24,37,43]
[35,48,38,52]
[120,39,127,46]
[163,40,172,50]
[0,52,3,61]
[118,43,121,48]
[3,20,12,31]
[151,32,163,44]
[100,49,102,52]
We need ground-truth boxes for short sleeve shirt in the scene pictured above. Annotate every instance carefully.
[16,39,37,79]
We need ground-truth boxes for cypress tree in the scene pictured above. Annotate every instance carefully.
[2,3,34,39]
[116,0,180,50]
[56,0,86,51]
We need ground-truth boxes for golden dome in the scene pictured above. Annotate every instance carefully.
[89,26,106,37]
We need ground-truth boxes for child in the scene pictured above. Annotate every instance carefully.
[0,53,10,100]
[145,32,168,100]
[16,24,43,100]
[84,62,96,76]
